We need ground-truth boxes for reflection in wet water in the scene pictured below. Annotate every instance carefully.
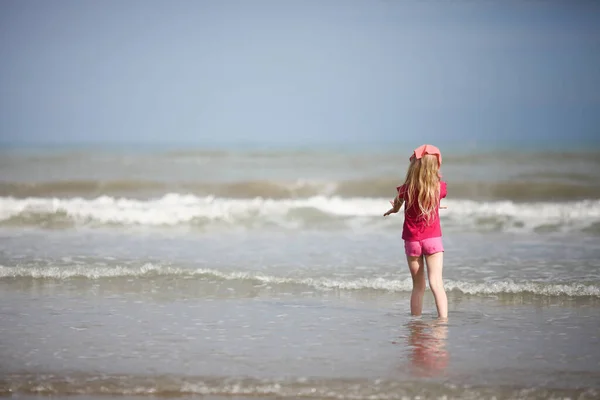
[405,319,449,377]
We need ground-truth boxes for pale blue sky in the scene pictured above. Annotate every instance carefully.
[1,0,599,148]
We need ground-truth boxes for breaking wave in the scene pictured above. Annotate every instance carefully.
[0,195,599,233]
[1,264,598,297]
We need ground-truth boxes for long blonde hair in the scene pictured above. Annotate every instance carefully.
[403,154,440,225]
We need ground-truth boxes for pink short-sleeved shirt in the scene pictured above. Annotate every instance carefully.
[396,181,447,241]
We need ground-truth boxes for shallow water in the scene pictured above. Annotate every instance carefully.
[1,229,599,399]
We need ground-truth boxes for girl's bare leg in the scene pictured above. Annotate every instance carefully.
[406,255,426,316]
[425,252,448,319]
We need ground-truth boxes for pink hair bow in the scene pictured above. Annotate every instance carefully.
[410,144,442,167]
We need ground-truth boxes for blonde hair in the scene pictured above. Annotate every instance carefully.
[402,154,440,225]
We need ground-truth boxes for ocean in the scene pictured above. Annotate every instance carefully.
[1,145,599,399]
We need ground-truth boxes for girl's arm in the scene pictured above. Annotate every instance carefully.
[384,195,404,216]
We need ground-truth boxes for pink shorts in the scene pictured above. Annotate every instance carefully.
[404,237,444,257]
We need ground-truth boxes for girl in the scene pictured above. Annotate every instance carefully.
[384,144,448,319]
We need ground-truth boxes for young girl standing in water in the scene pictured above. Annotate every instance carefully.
[384,144,448,319]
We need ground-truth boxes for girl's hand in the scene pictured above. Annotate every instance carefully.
[384,196,403,216]
[383,208,396,217]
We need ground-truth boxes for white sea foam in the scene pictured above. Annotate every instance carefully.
[4,372,596,399]
[1,264,598,297]
[0,195,599,232]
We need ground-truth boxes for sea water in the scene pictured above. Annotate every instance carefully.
[1,145,599,399]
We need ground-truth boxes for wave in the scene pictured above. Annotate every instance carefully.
[1,178,599,201]
[1,264,598,297]
[0,194,599,233]
[2,373,596,398]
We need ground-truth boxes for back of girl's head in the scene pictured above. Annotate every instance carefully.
[403,153,441,223]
